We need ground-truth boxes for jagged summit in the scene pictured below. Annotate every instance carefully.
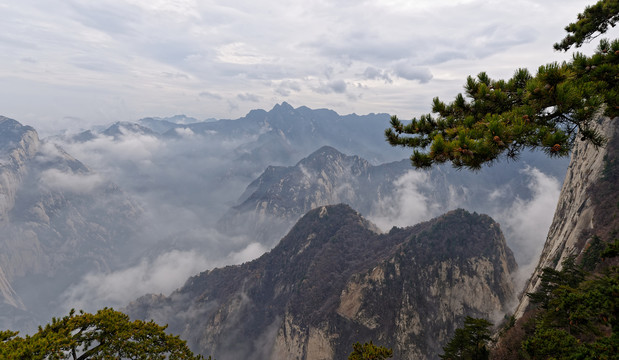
[296,145,368,171]
[0,116,28,129]
[269,204,380,257]
[0,117,37,151]
[0,117,40,170]
[298,144,351,161]
[270,101,294,112]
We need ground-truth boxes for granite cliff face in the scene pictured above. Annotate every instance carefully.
[129,204,516,360]
[0,117,141,331]
[514,116,619,318]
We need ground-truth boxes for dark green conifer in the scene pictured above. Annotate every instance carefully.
[348,341,393,360]
[440,317,493,360]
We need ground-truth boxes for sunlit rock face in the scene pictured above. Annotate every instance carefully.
[514,116,619,319]
[0,117,141,331]
[129,204,516,360]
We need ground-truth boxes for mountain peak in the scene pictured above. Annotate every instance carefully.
[0,116,35,134]
[0,116,39,156]
[102,122,156,138]
[270,102,294,112]
[271,204,380,257]
[297,145,367,171]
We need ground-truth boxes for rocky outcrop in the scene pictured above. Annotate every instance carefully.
[128,204,517,360]
[514,115,618,318]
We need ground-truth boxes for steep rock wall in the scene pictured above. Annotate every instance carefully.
[514,116,618,318]
[0,117,40,224]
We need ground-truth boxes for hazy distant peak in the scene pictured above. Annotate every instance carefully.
[0,116,20,126]
[270,101,294,112]
[296,145,367,170]
[0,116,39,156]
[102,121,156,138]
[244,108,268,119]
[166,114,199,124]
[70,130,97,143]
[0,116,36,136]
[302,145,343,159]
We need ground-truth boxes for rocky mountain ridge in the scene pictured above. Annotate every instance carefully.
[128,205,517,360]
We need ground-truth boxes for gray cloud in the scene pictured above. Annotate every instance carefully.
[392,62,433,83]
[273,80,302,96]
[237,93,261,102]
[313,80,347,94]
[362,67,393,83]
[162,72,190,80]
[20,57,38,64]
[199,91,223,100]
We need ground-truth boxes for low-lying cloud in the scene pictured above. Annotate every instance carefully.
[369,170,440,230]
[62,250,210,312]
[39,168,105,194]
[62,240,268,313]
[494,167,562,286]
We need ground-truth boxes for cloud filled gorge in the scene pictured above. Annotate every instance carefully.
[42,117,568,316]
[44,125,275,312]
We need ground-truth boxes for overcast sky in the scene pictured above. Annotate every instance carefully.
[1,0,615,134]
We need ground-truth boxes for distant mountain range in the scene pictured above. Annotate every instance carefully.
[150,102,405,165]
